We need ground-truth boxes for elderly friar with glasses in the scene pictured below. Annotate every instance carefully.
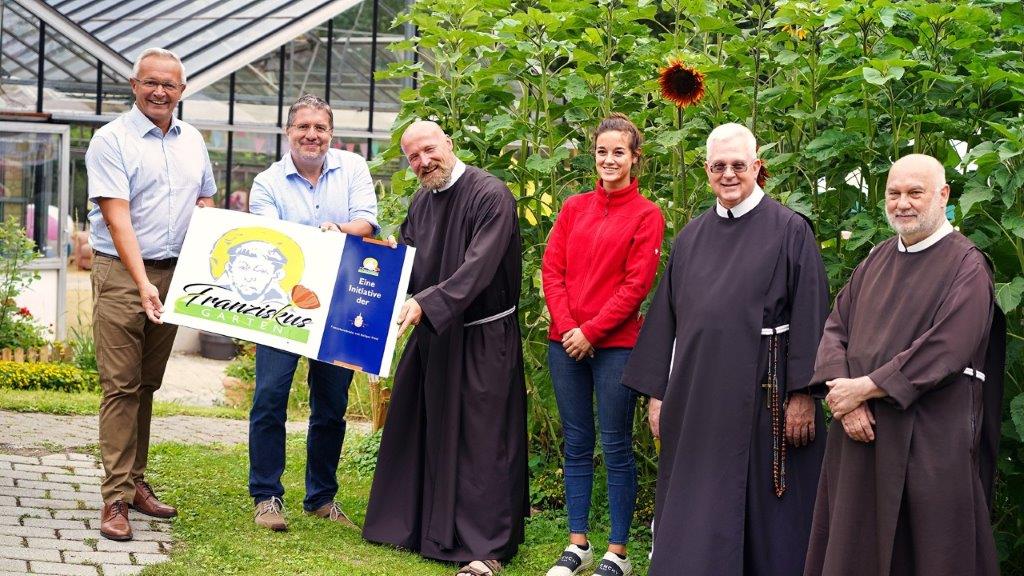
[621,123,830,576]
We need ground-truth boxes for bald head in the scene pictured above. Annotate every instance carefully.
[888,154,946,191]
[401,120,457,190]
[885,154,950,246]
[401,121,447,152]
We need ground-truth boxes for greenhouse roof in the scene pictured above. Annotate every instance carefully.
[11,0,362,96]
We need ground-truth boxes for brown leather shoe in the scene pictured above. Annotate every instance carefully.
[305,501,358,528]
[255,497,288,531]
[132,480,177,518]
[100,500,132,541]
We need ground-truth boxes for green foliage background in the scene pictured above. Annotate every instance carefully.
[0,216,46,349]
[370,0,1024,568]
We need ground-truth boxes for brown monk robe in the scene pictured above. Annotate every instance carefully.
[362,122,528,570]
[805,154,1004,576]
[623,124,830,576]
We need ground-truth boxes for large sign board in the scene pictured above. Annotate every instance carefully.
[163,208,414,376]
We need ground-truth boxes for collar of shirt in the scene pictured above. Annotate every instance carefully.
[434,159,467,193]
[715,184,765,218]
[283,149,341,184]
[126,104,181,137]
[897,219,954,253]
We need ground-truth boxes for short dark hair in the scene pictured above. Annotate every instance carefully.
[593,112,643,156]
[286,94,334,129]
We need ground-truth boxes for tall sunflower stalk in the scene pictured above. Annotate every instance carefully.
[659,59,705,223]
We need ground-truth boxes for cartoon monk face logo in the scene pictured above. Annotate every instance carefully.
[208,227,313,306]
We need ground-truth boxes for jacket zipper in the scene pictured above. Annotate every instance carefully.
[574,201,611,314]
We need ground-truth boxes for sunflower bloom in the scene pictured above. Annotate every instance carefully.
[659,59,705,108]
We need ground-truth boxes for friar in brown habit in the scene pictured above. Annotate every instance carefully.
[804,154,1005,576]
[622,123,830,576]
[362,121,528,576]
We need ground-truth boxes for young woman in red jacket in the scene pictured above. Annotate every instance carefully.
[541,113,665,576]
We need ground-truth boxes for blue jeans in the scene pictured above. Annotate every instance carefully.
[249,344,353,511]
[548,342,638,545]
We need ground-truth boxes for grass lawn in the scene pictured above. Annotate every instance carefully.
[142,435,653,576]
[0,388,249,419]
[0,370,376,422]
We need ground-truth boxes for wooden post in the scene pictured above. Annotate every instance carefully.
[378,387,391,431]
[368,375,392,433]
[369,376,382,432]
[13,348,24,363]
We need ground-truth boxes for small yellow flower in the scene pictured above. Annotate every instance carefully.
[782,24,808,40]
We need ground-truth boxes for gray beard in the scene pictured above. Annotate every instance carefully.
[887,204,945,240]
[420,164,454,190]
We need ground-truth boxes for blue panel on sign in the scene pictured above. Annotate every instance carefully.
[318,236,408,374]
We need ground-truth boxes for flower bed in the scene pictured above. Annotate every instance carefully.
[0,361,97,393]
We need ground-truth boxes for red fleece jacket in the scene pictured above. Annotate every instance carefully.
[542,178,665,348]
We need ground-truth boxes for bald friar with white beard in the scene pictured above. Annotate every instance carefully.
[803,154,1005,576]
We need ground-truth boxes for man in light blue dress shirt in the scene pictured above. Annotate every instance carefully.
[87,48,216,541]
[247,94,378,532]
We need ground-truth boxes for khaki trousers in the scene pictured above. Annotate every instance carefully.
[92,254,178,504]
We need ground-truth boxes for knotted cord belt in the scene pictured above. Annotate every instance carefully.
[761,324,790,498]
[464,306,516,327]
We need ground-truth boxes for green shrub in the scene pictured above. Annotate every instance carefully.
[0,216,42,347]
[0,361,97,393]
[0,312,47,350]
[529,455,565,510]
[342,429,382,477]
[224,350,256,384]
[68,324,97,374]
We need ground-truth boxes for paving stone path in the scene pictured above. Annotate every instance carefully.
[0,411,311,452]
[0,411,368,574]
[155,352,232,407]
[0,452,171,576]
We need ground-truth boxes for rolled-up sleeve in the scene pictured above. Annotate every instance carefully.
[346,157,379,234]
[86,133,130,202]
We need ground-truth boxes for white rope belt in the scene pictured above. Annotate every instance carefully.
[464,306,516,327]
[963,367,986,381]
[760,324,790,336]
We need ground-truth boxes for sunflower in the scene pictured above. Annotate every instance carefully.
[659,59,705,108]
[757,163,770,188]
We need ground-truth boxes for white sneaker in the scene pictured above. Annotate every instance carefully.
[545,543,595,576]
[593,551,633,576]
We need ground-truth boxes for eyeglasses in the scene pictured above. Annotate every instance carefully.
[288,123,332,135]
[132,78,184,93]
[709,161,753,174]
